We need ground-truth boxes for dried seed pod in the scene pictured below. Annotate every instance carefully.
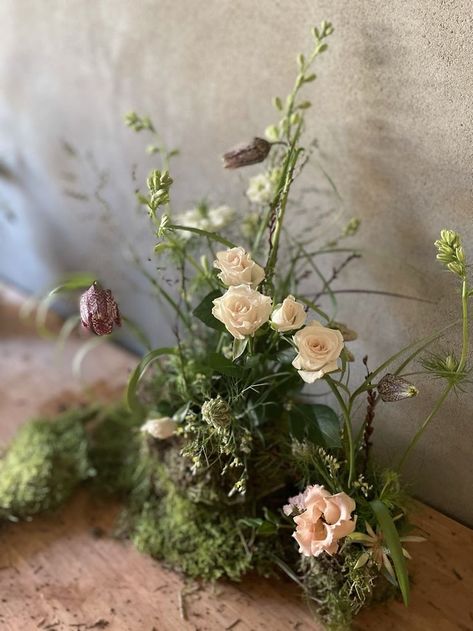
[79,282,121,336]
[332,322,358,342]
[222,137,272,169]
[377,374,418,403]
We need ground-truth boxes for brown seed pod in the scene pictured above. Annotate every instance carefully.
[79,282,121,336]
[222,137,272,169]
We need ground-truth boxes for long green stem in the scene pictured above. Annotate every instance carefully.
[397,383,453,471]
[458,278,469,372]
[397,278,469,471]
[325,375,355,487]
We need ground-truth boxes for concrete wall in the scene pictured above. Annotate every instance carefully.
[1,1,472,524]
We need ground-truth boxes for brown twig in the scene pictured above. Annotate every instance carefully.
[361,356,379,473]
[312,253,361,302]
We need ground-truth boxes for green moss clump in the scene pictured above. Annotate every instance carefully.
[128,453,254,582]
[0,409,94,520]
[132,493,253,582]
[88,405,143,496]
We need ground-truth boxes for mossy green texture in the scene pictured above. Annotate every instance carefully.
[88,405,143,496]
[130,457,254,582]
[0,409,93,520]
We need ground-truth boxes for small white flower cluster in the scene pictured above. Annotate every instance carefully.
[175,204,235,239]
[211,246,345,382]
[246,168,282,205]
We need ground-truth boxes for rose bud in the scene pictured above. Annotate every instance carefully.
[222,137,272,169]
[377,374,418,403]
[79,282,121,336]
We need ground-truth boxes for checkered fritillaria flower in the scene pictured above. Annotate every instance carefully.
[79,282,121,336]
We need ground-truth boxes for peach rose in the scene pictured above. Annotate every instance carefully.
[271,295,307,332]
[292,321,344,383]
[214,247,265,288]
[212,285,272,340]
[284,485,356,557]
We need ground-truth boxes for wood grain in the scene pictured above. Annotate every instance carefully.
[1,283,472,631]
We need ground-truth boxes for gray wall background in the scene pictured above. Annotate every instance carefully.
[1,1,472,525]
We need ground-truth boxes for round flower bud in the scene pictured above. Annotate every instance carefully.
[79,282,121,336]
[201,397,232,428]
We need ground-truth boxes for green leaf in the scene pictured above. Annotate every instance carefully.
[312,404,342,448]
[238,517,263,529]
[193,290,225,331]
[169,224,237,248]
[370,499,410,606]
[126,347,177,412]
[206,352,244,378]
[257,521,278,536]
[48,273,97,296]
[289,403,341,448]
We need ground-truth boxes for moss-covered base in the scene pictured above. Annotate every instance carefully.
[0,405,396,630]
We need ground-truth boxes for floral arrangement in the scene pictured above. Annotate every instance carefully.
[1,21,471,630]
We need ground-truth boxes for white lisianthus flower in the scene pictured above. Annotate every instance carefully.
[174,208,211,239]
[271,295,307,332]
[207,205,235,230]
[292,321,344,383]
[246,168,282,205]
[174,204,235,239]
[246,173,273,205]
[212,285,272,340]
[214,247,265,288]
[141,417,177,439]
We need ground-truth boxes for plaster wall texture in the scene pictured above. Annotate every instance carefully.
[1,1,472,524]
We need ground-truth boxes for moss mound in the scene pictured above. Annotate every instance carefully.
[0,409,93,520]
[88,405,143,496]
[131,492,253,582]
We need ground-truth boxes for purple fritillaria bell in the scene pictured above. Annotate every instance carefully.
[79,282,121,336]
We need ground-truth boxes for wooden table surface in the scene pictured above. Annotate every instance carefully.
[1,283,472,631]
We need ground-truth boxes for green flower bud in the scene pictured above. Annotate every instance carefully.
[201,397,232,428]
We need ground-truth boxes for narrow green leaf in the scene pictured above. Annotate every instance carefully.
[193,290,225,331]
[370,499,410,606]
[169,224,237,248]
[126,347,176,412]
[48,273,97,296]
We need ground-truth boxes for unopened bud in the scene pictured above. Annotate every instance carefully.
[222,137,272,169]
[79,282,121,336]
[377,374,418,403]
[201,396,232,428]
